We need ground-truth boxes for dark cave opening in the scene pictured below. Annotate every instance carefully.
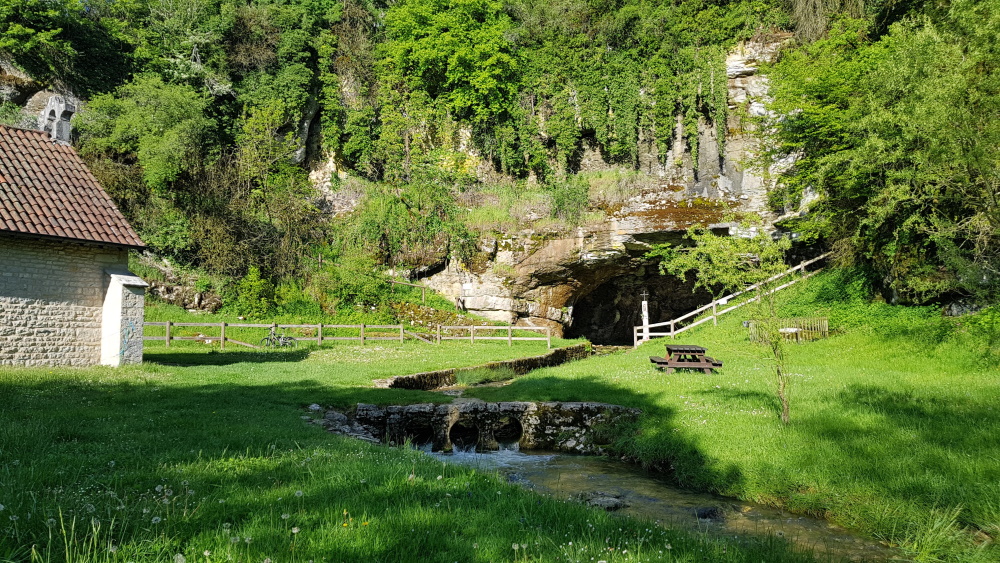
[564,265,715,346]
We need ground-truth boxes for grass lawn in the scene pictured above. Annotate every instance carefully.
[0,339,816,562]
[464,271,1000,561]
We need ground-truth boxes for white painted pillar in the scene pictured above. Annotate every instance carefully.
[101,271,149,366]
[641,291,650,343]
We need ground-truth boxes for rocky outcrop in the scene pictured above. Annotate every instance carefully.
[147,280,222,312]
[318,401,640,454]
[417,37,789,343]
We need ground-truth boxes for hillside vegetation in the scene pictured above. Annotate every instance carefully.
[4,0,996,313]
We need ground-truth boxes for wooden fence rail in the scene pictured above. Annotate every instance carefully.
[143,322,550,349]
[747,317,829,343]
[633,252,832,347]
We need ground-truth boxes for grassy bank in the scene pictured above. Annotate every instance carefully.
[1,340,818,562]
[465,271,1000,561]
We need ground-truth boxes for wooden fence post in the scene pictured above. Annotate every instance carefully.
[712,302,718,326]
[165,321,171,347]
[546,327,551,349]
[470,325,475,343]
[317,324,323,346]
[670,320,675,339]
[399,325,404,342]
[421,286,426,303]
[360,324,366,345]
[436,324,441,344]
[220,322,226,351]
[507,325,512,347]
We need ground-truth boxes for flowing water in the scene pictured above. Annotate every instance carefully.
[429,446,903,562]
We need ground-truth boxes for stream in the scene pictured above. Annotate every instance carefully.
[429,447,903,562]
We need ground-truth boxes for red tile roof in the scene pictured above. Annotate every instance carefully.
[0,125,144,248]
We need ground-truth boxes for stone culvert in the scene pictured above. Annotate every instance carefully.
[323,401,640,454]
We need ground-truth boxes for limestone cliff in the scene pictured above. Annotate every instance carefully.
[416,37,790,344]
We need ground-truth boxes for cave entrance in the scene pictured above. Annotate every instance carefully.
[564,265,713,345]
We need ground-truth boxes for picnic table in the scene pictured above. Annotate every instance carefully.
[650,345,723,374]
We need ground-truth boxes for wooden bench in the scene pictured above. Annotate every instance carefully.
[650,345,722,374]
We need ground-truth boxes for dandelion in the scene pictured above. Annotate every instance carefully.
[281,513,290,520]
[9,515,18,521]
[521,544,527,550]
[155,485,163,493]
[362,522,368,526]
[436,475,442,480]
[512,544,518,551]
[294,491,303,497]
[292,527,300,534]
[230,537,239,544]
[244,537,252,544]
[264,559,271,563]
[222,522,231,530]
[151,517,162,524]
[46,518,56,527]
[109,545,118,553]
[0,504,4,511]
[203,550,211,557]
[173,554,186,563]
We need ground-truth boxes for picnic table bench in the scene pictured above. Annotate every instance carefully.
[650,345,723,374]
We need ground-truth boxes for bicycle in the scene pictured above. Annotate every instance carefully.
[259,326,297,348]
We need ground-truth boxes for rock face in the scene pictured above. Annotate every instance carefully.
[417,37,788,344]
[319,401,640,454]
[147,280,222,312]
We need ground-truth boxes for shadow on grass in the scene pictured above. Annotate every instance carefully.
[697,387,782,415]
[786,382,1000,530]
[144,348,312,366]
[0,370,821,563]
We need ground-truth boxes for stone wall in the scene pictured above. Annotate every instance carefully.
[374,343,591,390]
[0,236,128,366]
[326,401,642,454]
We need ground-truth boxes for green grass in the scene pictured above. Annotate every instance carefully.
[464,270,1000,561]
[0,340,817,562]
[454,366,518,386]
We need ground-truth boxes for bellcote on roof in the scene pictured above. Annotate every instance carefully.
[0,124,145,249]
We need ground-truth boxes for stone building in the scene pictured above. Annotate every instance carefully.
[0,124,147,366]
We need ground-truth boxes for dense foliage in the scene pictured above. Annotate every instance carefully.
[765,0,1000,305]
[4,0,998,312]
[2,0,785,312]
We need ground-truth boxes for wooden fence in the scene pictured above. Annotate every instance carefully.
[633,252,832,347]
[747,317,829,343]
[143,322,550,349]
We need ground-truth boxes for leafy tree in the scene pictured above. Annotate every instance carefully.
[765,4,1000,304]
[649,216,795,424]
[381,0,520,124]
[231,265,275,318]
[0,0,77,80]
[76,74,215,191]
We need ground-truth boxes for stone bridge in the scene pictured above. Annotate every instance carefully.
[321,401,641,454]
